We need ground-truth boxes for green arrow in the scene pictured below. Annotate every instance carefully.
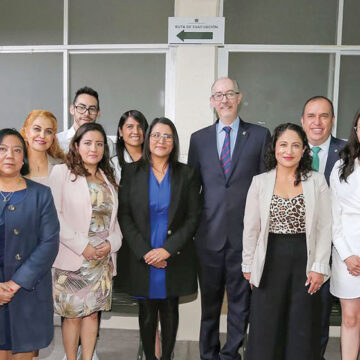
[177,30,213,42]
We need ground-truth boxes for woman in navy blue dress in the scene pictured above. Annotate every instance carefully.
[0,129,59,360]
[118,117,201,360]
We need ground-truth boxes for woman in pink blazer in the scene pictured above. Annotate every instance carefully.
[49,123,122,360]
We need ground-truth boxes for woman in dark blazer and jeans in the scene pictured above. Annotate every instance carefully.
[118,117,201,360]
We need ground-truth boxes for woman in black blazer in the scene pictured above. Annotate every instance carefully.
[118,117,201,360]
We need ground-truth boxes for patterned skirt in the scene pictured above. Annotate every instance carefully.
[53,256,112,318]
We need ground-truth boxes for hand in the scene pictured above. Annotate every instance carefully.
[144,248,171,266]
[344,255,360,276]
[95,241,111,260]
[0,281,18,305]
[243,272,251,281]
[152,260,167,269]
[305,271,324,294]
[82,244,97,261]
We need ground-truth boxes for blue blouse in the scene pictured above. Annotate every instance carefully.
[148,167,171,299]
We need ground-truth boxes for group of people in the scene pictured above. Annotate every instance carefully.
[0,78,358,360]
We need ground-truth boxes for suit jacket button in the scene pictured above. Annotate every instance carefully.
[15,254,21,261]
[177,251,181,255]
[167,230,172,235]
[13,229,20,235]
[8,205,15,211]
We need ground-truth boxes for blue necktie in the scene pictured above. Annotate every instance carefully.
[220,126,232,177]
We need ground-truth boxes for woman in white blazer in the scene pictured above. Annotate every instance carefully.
[49,123,121,360]
[330,109,360,360]
[242,123,332,360]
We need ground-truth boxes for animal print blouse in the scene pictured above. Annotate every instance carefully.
[269,194,306,234]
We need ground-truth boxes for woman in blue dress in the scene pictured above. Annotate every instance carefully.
[0,128,59,359]
[118,117,201,360]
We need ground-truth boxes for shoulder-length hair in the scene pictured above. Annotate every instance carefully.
[265,123,312,185]
[143,117,179,168]
[20,110,65,161]
[0,128,30,176]
[66,122,117,188]
[339,108,360,182]
[115,110,148,166]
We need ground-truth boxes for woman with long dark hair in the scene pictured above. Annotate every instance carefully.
[242,123,332,359]
[330,109,360,360]
[118,117,201,360]
[111,110,148,181]
[49,123,121,360]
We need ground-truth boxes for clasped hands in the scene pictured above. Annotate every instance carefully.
[82,241,111,261]
[344,255,360,276]
[144,248,170,269]
[0,280,20,306]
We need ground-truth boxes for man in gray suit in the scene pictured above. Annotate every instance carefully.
[301,95,346,359]
[188,77,270,360]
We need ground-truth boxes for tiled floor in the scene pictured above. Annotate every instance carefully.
[39,327,348,360]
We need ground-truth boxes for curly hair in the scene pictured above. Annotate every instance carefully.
[339,108,360,182]
[265,123,312,185]
[20,110,65,161]
[66,123,117,188]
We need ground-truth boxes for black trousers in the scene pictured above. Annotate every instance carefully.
[246,233,322,360]
[138,298,179,360]
[197,240,251,360]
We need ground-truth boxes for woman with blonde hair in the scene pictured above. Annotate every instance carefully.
[20,110,64,186]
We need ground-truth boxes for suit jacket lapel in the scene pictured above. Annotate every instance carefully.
[227,119,249,181]
[210,121,225,177]
[168,165,181,226]
[302,175,314,238]
[324,136,340,182]
[137,162,150,236]
[262,170,276,228]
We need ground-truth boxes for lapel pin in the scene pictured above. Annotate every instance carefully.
[242,131,247,136]
[334,149,338,152]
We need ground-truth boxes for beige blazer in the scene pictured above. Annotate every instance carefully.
[48,164,122,275]
[242,169,332,287]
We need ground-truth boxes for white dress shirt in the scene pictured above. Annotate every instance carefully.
[309,135,331,175]
[56,125,115,157]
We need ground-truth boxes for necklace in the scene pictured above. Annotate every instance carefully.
[0,191,14,203]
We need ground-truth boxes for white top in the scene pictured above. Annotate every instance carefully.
[111,149,133,184]
[330,159,360,298]
[56,125,116,157]
[309,135,331,174]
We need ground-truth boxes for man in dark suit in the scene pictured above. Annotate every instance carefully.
[188,77,271,360]
[301,95,346,359]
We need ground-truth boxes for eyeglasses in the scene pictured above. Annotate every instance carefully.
[74,104,99,115]
[211,91,239,101]
[150,132,173,142]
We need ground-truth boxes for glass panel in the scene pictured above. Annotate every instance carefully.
[0,54,63,130]
[0,0,63,45]
[337,56,360,140]
[228,52,331,132]
[69,54,166,136]
[69,0,173,44]
[224,0,337,45]
[342,0,360,45]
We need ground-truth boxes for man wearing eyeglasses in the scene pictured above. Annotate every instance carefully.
[301,95,346,360]
[57,86,112,360]
[57,86,115,155]
[188,77,271,360]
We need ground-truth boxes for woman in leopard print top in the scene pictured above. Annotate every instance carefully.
[242,123,332,360]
